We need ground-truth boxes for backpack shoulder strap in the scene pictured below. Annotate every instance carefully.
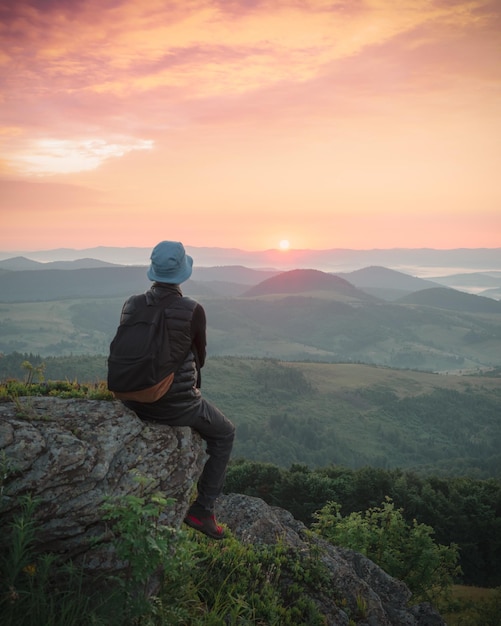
[120,293,148,323]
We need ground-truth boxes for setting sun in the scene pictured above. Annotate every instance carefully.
[279,239,290,251]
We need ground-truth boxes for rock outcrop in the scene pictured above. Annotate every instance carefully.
[0,397,205,569]
[217,493,445,626]
[0,397,445,624]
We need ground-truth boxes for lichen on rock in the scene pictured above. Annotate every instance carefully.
[0,397,205,569]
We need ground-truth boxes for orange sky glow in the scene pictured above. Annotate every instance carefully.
[1,0,500,252]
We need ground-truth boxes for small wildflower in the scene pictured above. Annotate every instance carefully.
[23,563,37,576]
[7,585,19,603]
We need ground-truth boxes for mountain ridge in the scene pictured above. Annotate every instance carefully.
[1,246,500,274]
[1,262,500,372]
[397,287,501,314]
[242,268,377,302]
[0,256,122,270]
[337,265,438,291]
[0,263,498,305]
[2,248,500,299]
[1,260,499,301]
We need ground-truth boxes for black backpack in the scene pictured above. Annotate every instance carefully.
[107,293,175,393]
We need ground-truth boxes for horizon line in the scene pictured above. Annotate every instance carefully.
[1,244,501,254]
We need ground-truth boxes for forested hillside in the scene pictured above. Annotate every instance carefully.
[1,364,499,590]
[2,353,500,478]
[1,265,500,372]
[1,293,501,372]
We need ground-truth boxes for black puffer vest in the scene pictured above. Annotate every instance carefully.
[120,284,200,405]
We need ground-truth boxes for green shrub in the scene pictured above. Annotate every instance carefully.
[312,496,460,604]
[0,379,113,401]
[101,476,194,623]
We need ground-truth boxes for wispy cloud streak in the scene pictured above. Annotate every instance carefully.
[0,0,499,249]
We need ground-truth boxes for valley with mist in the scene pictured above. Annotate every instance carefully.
[1,246,500,480]
[1,247,500,373]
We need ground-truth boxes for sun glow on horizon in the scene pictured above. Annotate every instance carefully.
[279,239,290,251]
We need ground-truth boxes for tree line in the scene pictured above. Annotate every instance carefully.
[226,460,501,588]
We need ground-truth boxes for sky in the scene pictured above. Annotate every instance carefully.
[1,0,500,253]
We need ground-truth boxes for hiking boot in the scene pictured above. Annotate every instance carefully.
[184,503,226,540]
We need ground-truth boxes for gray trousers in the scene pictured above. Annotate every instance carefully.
[123,397,235,512]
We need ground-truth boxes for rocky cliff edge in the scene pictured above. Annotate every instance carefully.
[0,397,445,625]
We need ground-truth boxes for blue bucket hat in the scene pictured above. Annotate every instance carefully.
[147,241,193,284]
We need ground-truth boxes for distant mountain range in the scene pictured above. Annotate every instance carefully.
[0,261,443,302]
[1,260,500,371]
[1,245,500,273]
[1,255,500,300]
[0,256,122,271]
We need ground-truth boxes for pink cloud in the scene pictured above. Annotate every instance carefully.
[0,0,499,249]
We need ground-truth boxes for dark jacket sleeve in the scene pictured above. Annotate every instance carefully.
[191,303,207,369]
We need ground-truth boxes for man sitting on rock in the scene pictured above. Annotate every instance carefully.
[109,240,235,539]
